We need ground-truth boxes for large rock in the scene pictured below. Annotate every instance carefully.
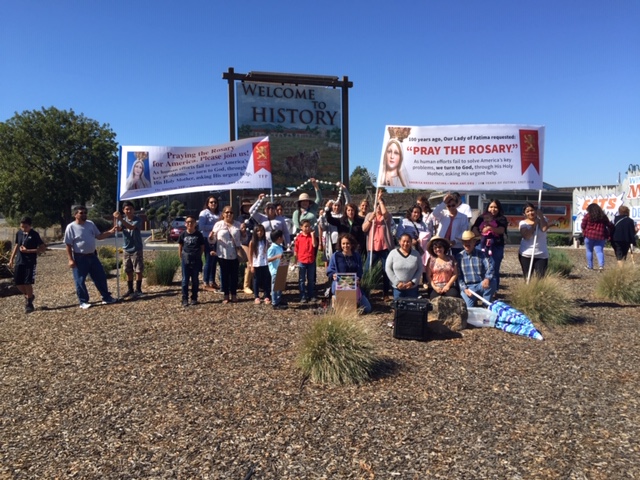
[427,296,467,335]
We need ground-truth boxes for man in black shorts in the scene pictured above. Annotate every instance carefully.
[8,216,46,313]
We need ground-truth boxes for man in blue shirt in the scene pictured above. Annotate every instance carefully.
[457,230,496,307]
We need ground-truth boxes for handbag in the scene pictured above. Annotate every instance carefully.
[228,224,248,263]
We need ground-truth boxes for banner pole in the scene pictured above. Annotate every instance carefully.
[526,189,543,284]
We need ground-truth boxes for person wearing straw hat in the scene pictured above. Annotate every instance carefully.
[425,236,459,299]
[292,178,322,232]
[456,230,496,308]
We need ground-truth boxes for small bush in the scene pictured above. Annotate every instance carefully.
[509,274,576,325]
[547,233,572,247]
[100,257,120,272]
[595,265,640,304]
[360,260,383,299]
[547,249,574,277]
[298,307,379,385]
[97,245,117,259]
[147,251,180,286]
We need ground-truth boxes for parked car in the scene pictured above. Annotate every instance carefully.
[168,217,187,242]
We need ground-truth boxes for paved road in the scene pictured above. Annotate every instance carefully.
[47,231,178,251]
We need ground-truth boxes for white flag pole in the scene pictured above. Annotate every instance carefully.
[526,189,543,284]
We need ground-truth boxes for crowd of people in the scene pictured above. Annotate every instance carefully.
[9,188,640,315]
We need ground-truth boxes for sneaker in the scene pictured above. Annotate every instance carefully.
[273,303,288,310]
[190,299,199,306]
[182,298,189,307]
[309,297,318,303]
[79,302,92,310]
[101,297,117,305]
[133,290,144,298]
[300,297,308,303]
[254,298,261,304]
[584,266,593,270]
[123,290,134,298]
[25,304,35,313]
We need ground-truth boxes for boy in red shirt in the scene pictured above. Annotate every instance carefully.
[294,219,318,303]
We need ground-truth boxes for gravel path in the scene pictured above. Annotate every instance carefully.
[1,247,639,479]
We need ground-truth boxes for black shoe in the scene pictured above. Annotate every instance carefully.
[190,299,199,306]
[273,303,288,310]
[182,298,189,307]
[25,304,35,313]
[123,290,134,298]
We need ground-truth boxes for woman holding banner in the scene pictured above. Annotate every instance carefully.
[211,207,247,303]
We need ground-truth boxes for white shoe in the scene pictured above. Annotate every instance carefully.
[79,302,92,310]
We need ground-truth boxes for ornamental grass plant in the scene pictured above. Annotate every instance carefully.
[509,274,576,326]
[298,306,380,385]
[146,251,180,286]
[547,249,574,277]
[595,264,640,304]
[359,260,383,300]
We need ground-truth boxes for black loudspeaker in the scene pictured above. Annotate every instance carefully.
[393,298,432,341]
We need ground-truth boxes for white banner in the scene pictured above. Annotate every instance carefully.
[119,137,271,200]
[377,124,544,191]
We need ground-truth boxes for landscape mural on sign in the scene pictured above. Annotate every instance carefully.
[237,82,342,191]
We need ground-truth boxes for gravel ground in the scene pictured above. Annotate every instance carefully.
[1,247,639,479]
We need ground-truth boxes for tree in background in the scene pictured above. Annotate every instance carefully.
[349,166,376,194]
[0,107,118,230]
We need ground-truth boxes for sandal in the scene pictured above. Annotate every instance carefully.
[254,298,261,304]
[222,296,230,304]
[264,298,271,305]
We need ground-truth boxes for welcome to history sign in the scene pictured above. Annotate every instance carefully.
[236,82,342,190]
[119,137,271,201]
[377,124,545,191]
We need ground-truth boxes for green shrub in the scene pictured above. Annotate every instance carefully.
[100,257,119,272]
[147,251,180,286]
[595,265,640,304]
[298,308,379,385]
[509,274,576,325]
[359,260,383,299]
[547,249,574,277]
[547,233,572,247]
[97,245,117,259]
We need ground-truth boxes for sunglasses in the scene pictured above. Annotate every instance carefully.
[223,211,233,215]
[446,203,457,207]
[209,200,217,204]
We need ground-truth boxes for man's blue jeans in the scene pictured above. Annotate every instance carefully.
[72,254,111,304]
[460,280,497,308]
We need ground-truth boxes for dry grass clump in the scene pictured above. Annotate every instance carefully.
[595,264,640,304]
[298,306,379,385]
[509,274,576,325]
[146,251,180,286]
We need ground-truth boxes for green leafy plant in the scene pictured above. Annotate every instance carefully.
[359,260,383,300]
[509,274,576,325]
[146,251,180,286]
[546,233,572,247]
[298,307,379,385]
[547,249,574,277]
[595,264,640,304]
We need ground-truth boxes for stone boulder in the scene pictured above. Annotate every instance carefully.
[427,296,467,337]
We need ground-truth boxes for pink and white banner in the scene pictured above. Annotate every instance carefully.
[119,137,271,200]
[377,124,544,191]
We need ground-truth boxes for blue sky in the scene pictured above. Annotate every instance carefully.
[2,0,638,188]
